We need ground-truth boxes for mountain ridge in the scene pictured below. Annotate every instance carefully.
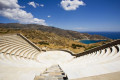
[0,23,110,40]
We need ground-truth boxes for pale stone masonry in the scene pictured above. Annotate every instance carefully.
[0,34,120,80]
[34,65,68,80]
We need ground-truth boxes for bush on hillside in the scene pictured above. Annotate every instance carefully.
[72,44,84,49]
[38,41,49,45]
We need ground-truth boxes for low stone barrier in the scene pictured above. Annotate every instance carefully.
[48,39,120,57]
[17,33,41,52]
[76,39,120,57]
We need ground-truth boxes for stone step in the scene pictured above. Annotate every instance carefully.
[34,76,45,80]
[34,65,68,80]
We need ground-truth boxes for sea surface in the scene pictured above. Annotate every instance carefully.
[80,40,106,44]
[80,32,120,44]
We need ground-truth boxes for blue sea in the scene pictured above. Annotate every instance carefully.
[80,40,106,44]
[80,32,120,44]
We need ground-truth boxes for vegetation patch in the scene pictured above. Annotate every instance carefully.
[38,41,49,45]
[0,28,110,53]
[85,45,98,51]
[72,44,85,49]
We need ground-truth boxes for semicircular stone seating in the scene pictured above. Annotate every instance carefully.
[0,34,41,64]
[0,34,73,80]
[60,44,120,80]
[0,34,120,80]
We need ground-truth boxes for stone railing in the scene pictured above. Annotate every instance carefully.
[48,39,120,57]
[75,39,120,57]
[17,33,41,52]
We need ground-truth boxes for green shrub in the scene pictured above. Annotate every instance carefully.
[72,44,84,49]
[38,41,49,45]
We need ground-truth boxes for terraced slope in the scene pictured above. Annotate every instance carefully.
[0,34,73,80]
[0,34,41,61]
[61,41,120,79]
[0,34,120,80]
[0,34,46,80]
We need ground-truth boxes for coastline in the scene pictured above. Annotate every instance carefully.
[79,40,107,44]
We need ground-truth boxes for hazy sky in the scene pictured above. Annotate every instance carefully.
[0,0,120,31]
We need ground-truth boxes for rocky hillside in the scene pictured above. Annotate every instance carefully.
[0,24,111,53]
[0,23,110,40]
[0,28,87,53]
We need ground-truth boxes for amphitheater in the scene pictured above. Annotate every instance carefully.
[0,34,120,80]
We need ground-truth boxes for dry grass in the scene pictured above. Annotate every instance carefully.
[0,28,111,53]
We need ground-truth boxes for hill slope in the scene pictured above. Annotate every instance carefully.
[0,28,87,53]
[0,23,109,40]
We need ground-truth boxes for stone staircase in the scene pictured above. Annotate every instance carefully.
[34,65,68,80]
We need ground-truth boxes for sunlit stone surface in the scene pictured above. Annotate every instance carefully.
[0,34,120,80]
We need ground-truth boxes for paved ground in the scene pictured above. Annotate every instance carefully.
[72,71,120,80]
